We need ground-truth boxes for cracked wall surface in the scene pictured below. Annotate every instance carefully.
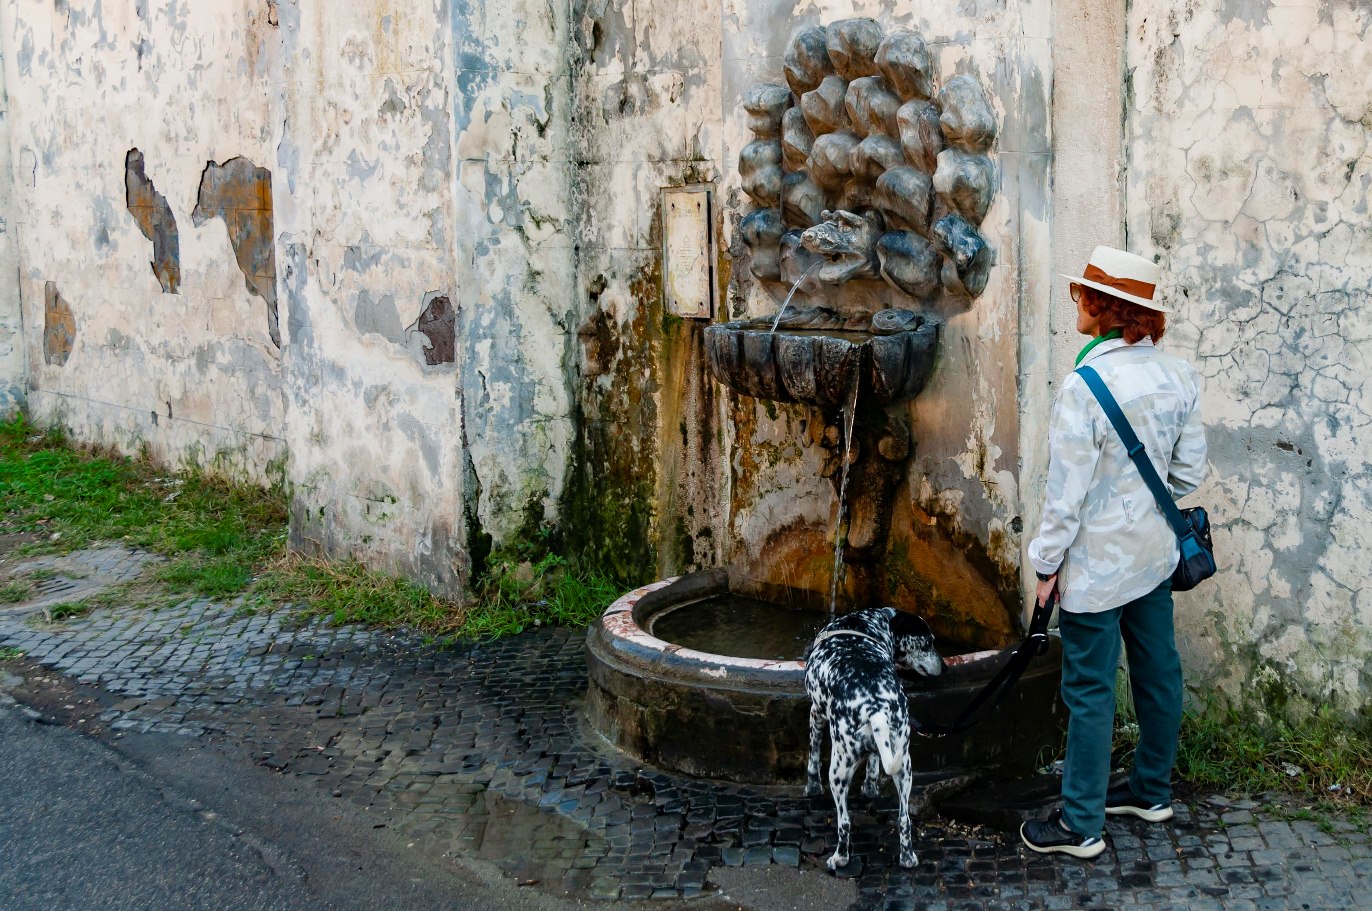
[452,0,576,559]
[1124,0,1372,718]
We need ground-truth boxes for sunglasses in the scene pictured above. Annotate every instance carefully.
[1069,282,1084,302]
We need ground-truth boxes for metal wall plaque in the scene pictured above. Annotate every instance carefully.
[662,186,714,319]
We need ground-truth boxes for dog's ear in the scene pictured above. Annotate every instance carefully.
[888,608,932,641]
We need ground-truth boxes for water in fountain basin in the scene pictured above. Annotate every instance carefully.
[649,594,829,660]
[768,262,822,334]
[647,592,980,661]
[827,365,861,617]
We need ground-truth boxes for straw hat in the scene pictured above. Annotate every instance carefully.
[1061,246,1169,312]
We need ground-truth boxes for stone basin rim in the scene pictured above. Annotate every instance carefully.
[594,571,1005,684]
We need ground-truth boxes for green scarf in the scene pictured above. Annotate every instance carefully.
[1075,328,1124,366]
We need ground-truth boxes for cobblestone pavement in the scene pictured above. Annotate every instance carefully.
[2,548,1371,910]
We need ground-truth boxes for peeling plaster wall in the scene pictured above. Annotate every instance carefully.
[1124,0,1372,717]
[0,49,21,419]
[275,4,467,593]
[566,0,730,583]
[453,0,576,555]
[0,2,287,480]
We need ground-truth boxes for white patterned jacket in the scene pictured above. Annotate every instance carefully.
[1028,338,1208,614]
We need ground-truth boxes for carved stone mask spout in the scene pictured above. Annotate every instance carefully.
[799,209,883,284]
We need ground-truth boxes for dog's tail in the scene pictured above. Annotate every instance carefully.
[868,710,903,777]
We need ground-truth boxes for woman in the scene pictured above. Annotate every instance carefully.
[1021,246,1208,858]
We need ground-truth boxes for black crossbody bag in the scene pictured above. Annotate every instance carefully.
[1076,365,1216,592]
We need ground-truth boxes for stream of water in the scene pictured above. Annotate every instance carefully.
[768,263,822,334]
[827,365,861,617]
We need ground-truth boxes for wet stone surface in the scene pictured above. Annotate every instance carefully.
[1,550,1370,910]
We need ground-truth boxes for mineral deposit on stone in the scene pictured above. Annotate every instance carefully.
[826,18,883,80]
[876,29,935,101]
[781,171,825,228]
[933,148,995,224]
[874,166,933,234]
[835,178,877,212]
[850,134,905,183]
[740,139,784,206]
[743,83,792,137]
[800,75,851,136]
[781,108,815,171]
[877,231,941,298]
[783,26,833,96]
[807,132,860,189]
[845,76,901,137]
[938,75,997,151]
[897,100,945,173]
[740,208,785,281]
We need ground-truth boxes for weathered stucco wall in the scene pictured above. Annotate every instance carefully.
[1,0,1368,715]
[0,46,21,419]
[1,3,288,479]
[1124,0,1371,719]
[564,0,730,583]
[452,0,577,564]
[274,4,468,592]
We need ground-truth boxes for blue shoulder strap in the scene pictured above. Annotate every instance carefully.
[1075,365,1194,543]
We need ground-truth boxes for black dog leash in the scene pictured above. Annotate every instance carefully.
[912,588,1058,738]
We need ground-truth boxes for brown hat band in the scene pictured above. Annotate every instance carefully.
[1083,264,1156,300]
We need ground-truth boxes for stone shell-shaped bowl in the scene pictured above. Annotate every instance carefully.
[703,315,940,409]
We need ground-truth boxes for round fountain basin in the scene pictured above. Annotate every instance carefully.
[703,316,939,409]
[585,570,1066,785]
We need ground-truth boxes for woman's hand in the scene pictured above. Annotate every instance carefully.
[1035,574,1058,607]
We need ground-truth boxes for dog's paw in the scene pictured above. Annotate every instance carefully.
[861,782,881,798]
[899,849,918,869]
[825,853,849,873]
[804,782,823,798]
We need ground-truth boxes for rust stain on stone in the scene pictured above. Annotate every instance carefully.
[192,157,280,347]
[411,294,454,366]
[43,281,76,366]
[124,149,181,294]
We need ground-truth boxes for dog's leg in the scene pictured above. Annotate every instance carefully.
[805,704,824,797]
[826,737,859,872]
[862,751,882,798]
[893,759,917,868]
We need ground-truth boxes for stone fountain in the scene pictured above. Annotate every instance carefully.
[586,19,1063,788]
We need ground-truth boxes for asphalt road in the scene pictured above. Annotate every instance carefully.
[0,702,593,911]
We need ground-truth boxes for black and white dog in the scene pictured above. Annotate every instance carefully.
[803,607,945,871]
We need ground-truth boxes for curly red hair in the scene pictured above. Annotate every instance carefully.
[1080,286,1167,344]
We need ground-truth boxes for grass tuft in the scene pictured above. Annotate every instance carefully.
[0,579,34,604]
[0,646,24,660]
[460,553,620,640]
[255,552,463,634]
[1113,671,1372,809]
[0,412,620,641]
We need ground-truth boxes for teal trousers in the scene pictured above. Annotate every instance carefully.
[1058,580,1181,838]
